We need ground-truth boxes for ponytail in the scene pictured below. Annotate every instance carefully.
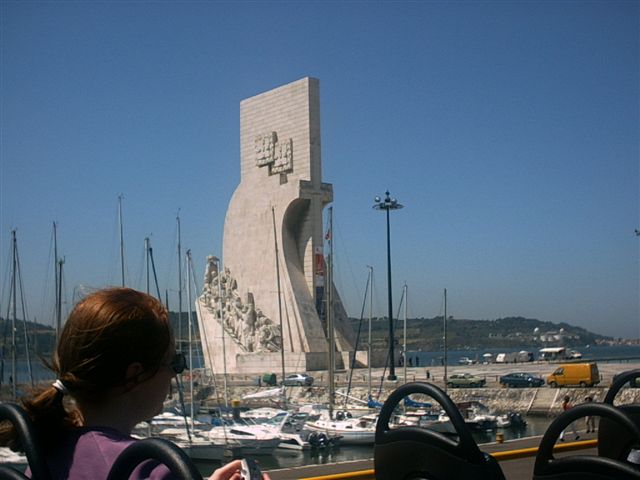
[0,288,169,451]
[0,381,81,452]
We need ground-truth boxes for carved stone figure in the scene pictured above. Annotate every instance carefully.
[204,255,218,286]
[199,263,281,353]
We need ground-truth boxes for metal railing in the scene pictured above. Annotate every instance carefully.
[295,439,598,480]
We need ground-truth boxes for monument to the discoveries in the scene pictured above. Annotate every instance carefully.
[196,77,357,374]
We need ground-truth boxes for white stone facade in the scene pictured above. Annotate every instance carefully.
[196,78,356,374]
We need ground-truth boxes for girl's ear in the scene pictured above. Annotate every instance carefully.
[124,362,145,384]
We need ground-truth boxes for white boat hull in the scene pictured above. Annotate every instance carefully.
[304,419,375,445]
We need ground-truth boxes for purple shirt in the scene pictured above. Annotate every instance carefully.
[29,427,173,479]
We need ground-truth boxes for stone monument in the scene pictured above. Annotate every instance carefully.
[196,77,358,374]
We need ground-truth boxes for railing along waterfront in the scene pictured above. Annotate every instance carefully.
[293,439,598,480]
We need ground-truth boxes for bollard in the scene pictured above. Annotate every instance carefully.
[231,399,241,421]
[496,432,504,443]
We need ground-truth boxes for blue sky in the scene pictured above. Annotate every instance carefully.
[1,1,638,338]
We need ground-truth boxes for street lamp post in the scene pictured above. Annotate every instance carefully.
[373,191,404,380]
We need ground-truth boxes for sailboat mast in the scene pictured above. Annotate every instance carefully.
[145,237,161,300]
[403,283,408,384]
[10,230,18,399]
[185,250,195,422]
[177,213,183,347]
[271,207,287,409]
[327,207,335,419]
[53,222,61,340]
[368,266,373,399]
[215,256,229,407]
[443,288,448,391]
[57,257,64,343]
[145,237,150,295]
[118,195,125,287]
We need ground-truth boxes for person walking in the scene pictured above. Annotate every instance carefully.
[559,395,580,441]
[584,396,596,433]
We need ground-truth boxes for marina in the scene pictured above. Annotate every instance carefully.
[2,5,639,477]
[178,359,640,477]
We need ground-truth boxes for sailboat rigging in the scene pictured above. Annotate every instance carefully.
[118,195,126,287]
[144,237,162,301]
[443,288,448,392]
[375,287,406,398]
[212,254,229,408]
[176,213,183,348]
[402,283,408,384]
[343,267,373,410]
[53,222,63,341]
[271,207,287,410]
[2,230,35,398]
[367,266,374,403]
[185,249,198,419]
[326,206,335,420]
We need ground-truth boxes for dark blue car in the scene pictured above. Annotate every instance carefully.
[499,372,545,388]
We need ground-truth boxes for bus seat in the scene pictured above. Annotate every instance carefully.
[374,382,505,480]
[0,403,50,480]
[533,403,640,480]
[599,369,640,465]
[106,437,203,480]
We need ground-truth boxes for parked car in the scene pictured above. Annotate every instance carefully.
[458,356,476,365]
[499,372,545,388]
[282,373,314,386]
[446,373,486,388]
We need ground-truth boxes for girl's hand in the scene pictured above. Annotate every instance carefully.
[209,459,271,480]
[209,459,241,480]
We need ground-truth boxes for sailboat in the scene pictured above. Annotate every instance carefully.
[0,236,38,470]
[134,234,247,462]
[168,246,281,457]
[303,209,378,445]
[1,230,35,398]
[134,409,244,461]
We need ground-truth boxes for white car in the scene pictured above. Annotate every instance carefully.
[458,357,475,365]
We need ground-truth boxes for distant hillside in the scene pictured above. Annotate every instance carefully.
[349,316,612,350]
[0,311,200,357]
[1,313,612,357]
[0,318,57,356]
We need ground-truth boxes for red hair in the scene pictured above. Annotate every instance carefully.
[0,288,171,450]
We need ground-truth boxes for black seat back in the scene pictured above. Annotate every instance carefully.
[533,403,640,480]
[0,403,51,480]
[599,369,640,463]
[0,468,29,480]
[374,382,505,480]
[106,437,203,480]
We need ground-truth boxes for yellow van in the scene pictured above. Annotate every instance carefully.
[546,362,600,387]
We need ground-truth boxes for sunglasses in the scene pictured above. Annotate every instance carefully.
[165,352,188,375]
